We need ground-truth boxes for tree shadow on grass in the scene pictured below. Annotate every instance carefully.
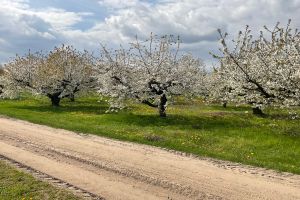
[14,100,255,131]
[265,113,300,120]
[14,103,109,115]
[109,113,252,131]
[207,105,251,112]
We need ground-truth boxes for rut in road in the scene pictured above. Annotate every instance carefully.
[0,117,299,200]
[0,154,104,200]
[0,133,215,199]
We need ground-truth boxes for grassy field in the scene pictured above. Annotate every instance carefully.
[0,95,299,174]
[0,161,80,200]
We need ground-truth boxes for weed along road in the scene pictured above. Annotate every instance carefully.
[0,117,299,200]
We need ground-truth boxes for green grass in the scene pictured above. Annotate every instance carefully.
[0,161,81,200]
[0,95,299,174]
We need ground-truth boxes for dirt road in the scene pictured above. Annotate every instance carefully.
[0,117,299,200]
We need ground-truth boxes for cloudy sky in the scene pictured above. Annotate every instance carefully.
[0,0,300,65]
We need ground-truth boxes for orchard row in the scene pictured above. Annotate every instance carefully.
[0,20,299,117]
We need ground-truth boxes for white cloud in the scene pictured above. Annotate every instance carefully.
[88,0,300,60]
[0,0,93,61]
[34,8,93,31]
[98,0,138,9]
[0,0,299,64]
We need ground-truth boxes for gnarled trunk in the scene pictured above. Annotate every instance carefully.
[47,94,61,107]
[252,107,263,115]
[158,94,167,117]
[0,85,3,95]
[69,93,75,102]
[51,96,61,107]
[222,102,227,108]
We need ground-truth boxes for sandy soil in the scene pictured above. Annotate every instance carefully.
[0,117,299,200]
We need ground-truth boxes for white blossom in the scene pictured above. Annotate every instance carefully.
[212,20,300,114]
[96,34,206,117]
[3,45,95,106]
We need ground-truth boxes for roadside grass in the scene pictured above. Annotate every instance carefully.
[0,161,81,200]
[0,95,299,174]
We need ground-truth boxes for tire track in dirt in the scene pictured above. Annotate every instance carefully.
[0,154,104,200]
[0,133,218,199]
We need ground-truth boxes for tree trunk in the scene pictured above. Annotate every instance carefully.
[222,102,227,108]
[252,107,263,115]
[69,93,75,102]
[158,94,167,117]
[49,95,61,107]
